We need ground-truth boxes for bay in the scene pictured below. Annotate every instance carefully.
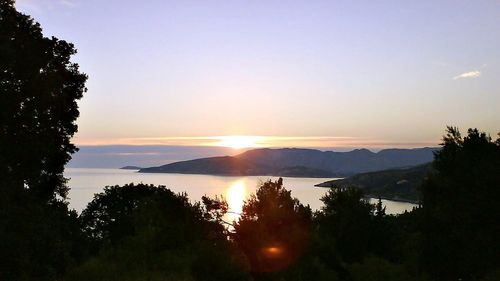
[65,168,417,223]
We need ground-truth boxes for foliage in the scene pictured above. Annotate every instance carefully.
[0,0,87,201]
[314,187,424,280]
[316,187,375,263]
[0,1,86,280]
[233,178,313,274]
[72,183,250,281]
[201,194,229,222]
[0,188,85,280]
[347,256,412,281]
[79,183,206,245]
[420,127,500,280]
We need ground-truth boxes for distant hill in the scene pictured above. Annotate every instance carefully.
[120,166,143,170]
[139,147,437,178]
[316,163,435,202]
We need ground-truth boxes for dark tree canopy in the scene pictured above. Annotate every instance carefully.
[316,187,375,263]
[0,0,87,201]
[233,178,313,273]
[0,2,87,279]
[73,183,250,281]
[421,127,500,280]
[79,183,213,245]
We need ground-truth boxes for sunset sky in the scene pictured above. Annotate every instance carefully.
[16,0,500,149]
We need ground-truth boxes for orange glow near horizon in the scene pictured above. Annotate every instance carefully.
[215,136,265,149]
[72,135,438,149]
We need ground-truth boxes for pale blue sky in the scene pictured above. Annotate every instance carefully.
[16,0,500,148]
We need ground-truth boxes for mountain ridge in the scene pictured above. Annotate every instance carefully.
[138,147,437,177]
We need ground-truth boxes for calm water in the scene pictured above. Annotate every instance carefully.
[65,168,417,222]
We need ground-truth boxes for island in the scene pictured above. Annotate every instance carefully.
[120,166,143,170]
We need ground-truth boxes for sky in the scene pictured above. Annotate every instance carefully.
[15,0,500,150]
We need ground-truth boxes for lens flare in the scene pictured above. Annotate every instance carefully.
[262,246,284,258]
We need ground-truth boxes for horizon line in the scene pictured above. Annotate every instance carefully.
[72,135,439,150]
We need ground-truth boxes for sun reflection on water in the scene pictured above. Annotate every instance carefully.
[225,180,247,223]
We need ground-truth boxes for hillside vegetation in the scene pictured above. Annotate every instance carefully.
[316,164,434,202]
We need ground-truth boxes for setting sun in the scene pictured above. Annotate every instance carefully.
[216,136,264,149]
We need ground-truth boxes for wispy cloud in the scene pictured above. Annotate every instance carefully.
[453,70,481,80]
[15,0,77,14]
[59,0,76,7]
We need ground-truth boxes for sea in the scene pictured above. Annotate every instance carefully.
[65,168,417,223]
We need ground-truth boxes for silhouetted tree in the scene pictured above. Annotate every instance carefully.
[0,0,87,201]
[421,127,500,280]
[0,188,85,280]
[315,187,420,280]
[73,183,249,281]
[201,194,229,223]
[79,183,215,246]
[375,197,386,218]
[0,1,87,280]
[233,178,313,275]
[347,256,412,281]
[316,187,374,263]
